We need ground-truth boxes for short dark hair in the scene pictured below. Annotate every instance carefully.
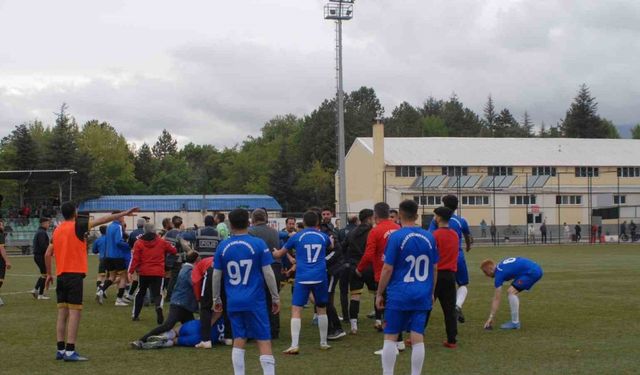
[185,250,199,264]
[162,217,172,229]
[303,211,319,227]
[348,215,358,225]
[39,216,51,224]
[374,202,390,219]
[286,217,296,224]
[358,209,374,223]
[61,201,76,220]
[172,215,183,228]
[321,207,333,214]
[228,209,249,230]
[99,225,108,235]
[442,195,459,211]
[399,200,418,221]
[389,209,399,216]
[216,213,225,222]
[252,209,267,223]
[434,206,453,222]
[204,215,215,227]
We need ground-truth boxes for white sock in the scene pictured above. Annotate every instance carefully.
[456,286,468,308]
[164,330,177,340]
[259,354,276,375]
[411,343,425,375]
[232,348,246,375]
[381,340,397,375]
[508,293,520,323]
[291,318,301,348]
[376,319,382,326]
[318,314,329,345]
[162,340,174,348]
[65,350,75,356]
[350,319,358,331]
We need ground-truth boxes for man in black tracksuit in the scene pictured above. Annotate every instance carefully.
[32,217,51,299]
[342,209,375,334]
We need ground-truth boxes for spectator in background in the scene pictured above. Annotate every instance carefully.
[630,221,637,241]
[528,224,536,244]
[214,213,229,240]
[160,218,173,237]
[620,221,627,238]
[389,209,400,226]
[490,221,497,244]
[590,224,597,243]
[31,217,51,300]
[575,222,582,242]
[564,222,571,242]
[480,219,487,238]
[597,225,603,243]
[540,221,547,244]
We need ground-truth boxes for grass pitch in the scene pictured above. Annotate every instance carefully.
[1,244,638,375]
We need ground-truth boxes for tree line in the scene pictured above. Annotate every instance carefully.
[1,85,638,212]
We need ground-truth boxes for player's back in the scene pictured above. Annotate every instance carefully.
[214,234,272,312]
[495,257,541,286]
[385,227,439,311]
[286,228,329,283]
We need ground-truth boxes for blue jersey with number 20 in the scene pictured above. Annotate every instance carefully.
[384,227,439,311]
[284,228,330,283]
[214,234,273,312]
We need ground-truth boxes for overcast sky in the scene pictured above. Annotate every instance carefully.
[1,0,639,147]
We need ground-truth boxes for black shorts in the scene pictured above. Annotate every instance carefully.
[56,273,85,310]
[34,254,47,275]
[104,258,127,272]
[0,257,5,281]
[97,258,106,274]
[350,267,377,293]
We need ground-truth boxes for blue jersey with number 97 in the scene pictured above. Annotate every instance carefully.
[384,227,439,311]
[284,228,330,283]
[213,234,273,312]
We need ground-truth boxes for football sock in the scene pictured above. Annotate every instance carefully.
[349,300,360,320]
[129,281,139,296]
[65,343,75,356]
[232,348,245,375]
[508,293,520,323]
[164,330,177,340]
[381,340,397,375]
[259,354,276,375]
[102,280,113,292]
[318,314,329,345]
[411,343,425,375]
[456,286,468,308]
[36,277,46,295]
[291,318,301,348]
[57,341,65,354]
[350,319,358,332]
[117,288,125,299]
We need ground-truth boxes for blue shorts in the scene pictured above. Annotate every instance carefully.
[384,309,431,335]
[228,309,271,340]
[177,320,201,347]
[512,269,543,292]
[292,280,329,307]
[456,251,469,286]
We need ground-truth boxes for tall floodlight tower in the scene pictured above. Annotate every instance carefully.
[324,0,353,223]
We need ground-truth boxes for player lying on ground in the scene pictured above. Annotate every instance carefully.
[376,199,439,375]
[134,319,226,349]
[480,257,544,330]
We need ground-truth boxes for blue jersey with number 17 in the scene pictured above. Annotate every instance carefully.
[213,234,273,312]
[284,228,330,283]
[384,227,439,311]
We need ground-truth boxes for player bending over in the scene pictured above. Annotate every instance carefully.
[376,200,439,375]
[212,208,280,375]
[480,257,543,330]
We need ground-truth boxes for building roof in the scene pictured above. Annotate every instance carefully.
[78,195,282,212]
[355,137,640,167]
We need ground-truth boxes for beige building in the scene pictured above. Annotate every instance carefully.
[340,122,640,231]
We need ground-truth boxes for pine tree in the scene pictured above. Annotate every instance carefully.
[135,143,155,186]
[152,129,178,159]
[10,124,38,169]
[522,111,534,137]
[483,95,497,136]
[561,84,608,138]
[46,103,80,170]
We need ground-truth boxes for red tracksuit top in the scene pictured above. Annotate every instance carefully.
[128,234,177,277]
[356,219,400,282]
[433,227,459,272]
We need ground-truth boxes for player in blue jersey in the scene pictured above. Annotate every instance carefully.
[212,209,280,375]
[428,195,473,323]
[480,257,543,330]
[273,210,333,354]
[377,200,439,375]
[135,318,227,349]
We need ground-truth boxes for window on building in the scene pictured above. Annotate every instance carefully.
[461,195,489,206]
[441,166,468,176]
[574,167,599,177]
[617,167,640,178]
[532,166,556,176]
[555,195,583,205]
[488,166,513,176]
[396,166,422,177]
[413,196,442,206]
[509,195,537,205]
[614,195,626,205]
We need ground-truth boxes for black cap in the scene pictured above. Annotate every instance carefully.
[434,206,453,221]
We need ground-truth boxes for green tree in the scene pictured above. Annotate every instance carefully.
[420,97,444,117]
[344,87,384,147]
[5,124,38,170]
[483,95,497,136]
[421,116,448,137]
[522,111,534,137]
[296,160,334,208]
[386,102,422,137]
[600,119,620,139]
[561,84,610,138]
[268,141,296,212]
[134,143,155,187]
[152,129,178,159]
[630,124,640,139]
[441,94,483,137]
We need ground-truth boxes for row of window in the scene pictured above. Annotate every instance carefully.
[510,195,537,205]
[556,195,582,205]
[412,194,629,206]
[396,166,640,178]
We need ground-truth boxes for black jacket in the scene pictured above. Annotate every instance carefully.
[342,223,372,266]
[32,227,50,256]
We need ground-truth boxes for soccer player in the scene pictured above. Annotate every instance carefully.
[32,217,52,300]
[212,208,280,375]
[428,195,473,323]
[431,207,459,348]
[133,318,226,349]
[376,200,439,375]
[0,220,10,306]
[44,202,138,361]
[92,226,108,297]
[97,213,132,306]
[274,210,333,354]
[480,257,544,330]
